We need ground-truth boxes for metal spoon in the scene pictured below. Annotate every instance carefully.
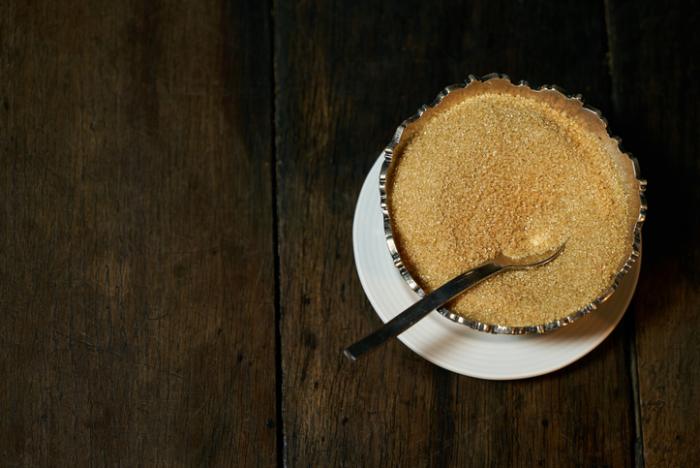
[343,243,566,361]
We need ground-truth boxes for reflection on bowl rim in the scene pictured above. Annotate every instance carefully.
[379,73,647,335]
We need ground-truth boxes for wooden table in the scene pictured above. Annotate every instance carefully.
[1,1,698,466]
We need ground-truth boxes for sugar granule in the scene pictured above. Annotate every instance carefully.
[389,92,633,326]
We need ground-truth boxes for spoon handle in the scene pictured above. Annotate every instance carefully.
[344,262,504,361]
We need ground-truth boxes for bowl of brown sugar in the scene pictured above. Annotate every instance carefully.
[381,75,646,334]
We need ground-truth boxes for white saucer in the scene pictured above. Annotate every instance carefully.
[353,156,641,380]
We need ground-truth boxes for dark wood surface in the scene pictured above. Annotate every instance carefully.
[0,1,276,466]
[0,0,697,466]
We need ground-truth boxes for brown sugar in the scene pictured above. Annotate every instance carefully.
[388,84,638,327]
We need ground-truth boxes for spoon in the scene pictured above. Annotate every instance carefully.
[343,243,566,361]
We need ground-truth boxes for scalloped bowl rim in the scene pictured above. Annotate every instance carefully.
[379,73,647,335]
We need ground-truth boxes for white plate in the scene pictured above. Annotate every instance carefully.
[353,156,641,380]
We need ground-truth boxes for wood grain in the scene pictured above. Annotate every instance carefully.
[275,1,636,466]
[3,0,697,465]
[606,1,700,466]
[0,1,276,466]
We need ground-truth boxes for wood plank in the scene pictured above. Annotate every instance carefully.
[606,1,700,466]
[0,1,276,466]
[275,0,635,466]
